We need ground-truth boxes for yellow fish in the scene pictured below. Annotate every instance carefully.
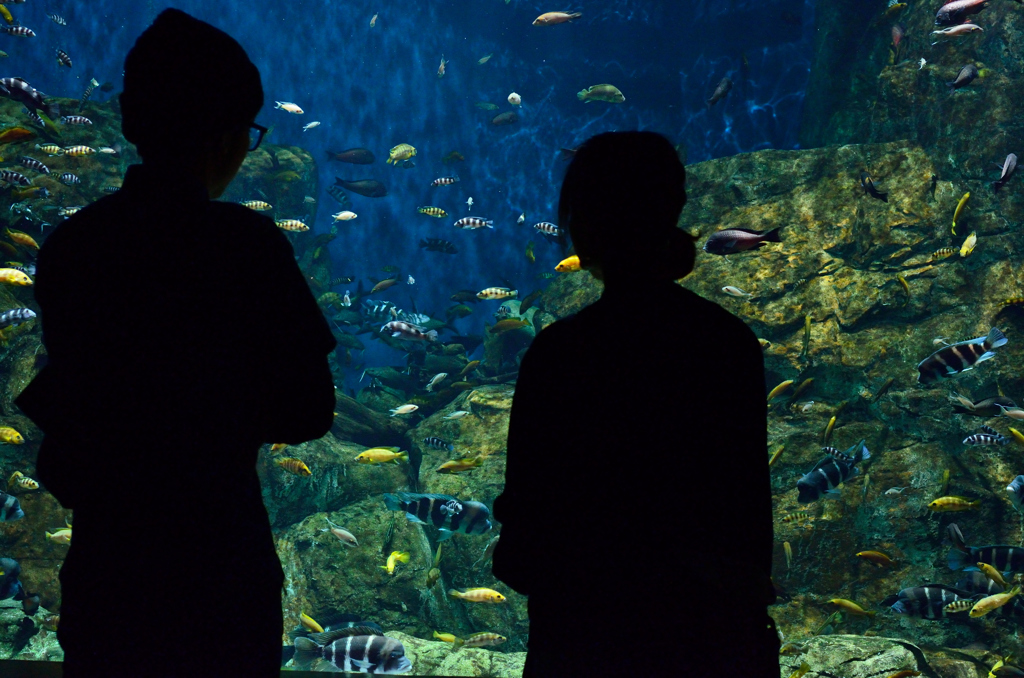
[928,496,980,512]
[555,254,581,272]
[0,6,12,24]
[787,663,811,678]
[269,443,287,454]
[952,191,970,234]
[63,145,95,157]
[490,319,529,335]
[959,231,977,257]
[448,587,507,603]
[828,598,875,616]
[276,219,309,232]
[275,457,312,476]
[45,528,71,545]
[525,241,535,264]
[417,206,447,218]
[979,562,1011,589]
[355,447,408,464]
[970,584,1021,617]
[8,471,37,491]
[436,456,485,473]
[458,360,481,377]
[387,144,417,165]
[433,631,457,643]
[476,287,517,300]
[0,426,24,444]
[240,200,272,211]
[299,613,323,633]
[766,379,794,402]
[5,229,38,250]
[35,143,63,156]
[380,550,410,575]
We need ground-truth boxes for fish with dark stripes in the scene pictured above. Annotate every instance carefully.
[18,157,48,174]
[884,584,976,618]
[796,439,870,503]
[383,492,492,540]
[293,627,411,674]
[947,522,1024,572]
[917,327,1006,383]
[0,490,23,521]
[963,425,1009,446]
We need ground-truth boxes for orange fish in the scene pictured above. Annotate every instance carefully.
[437,456,485,474]
[5,229,38,250]
[0,127,33,144]
[276,457,312,476]
[533,11,582,25]
[855,550,897,567]
[371,278,399,294]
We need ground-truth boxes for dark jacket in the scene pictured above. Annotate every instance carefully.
[492,281,777,676]
[15,163,336,676]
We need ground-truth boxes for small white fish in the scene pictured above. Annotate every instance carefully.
[444,410,470,420]
[96,147,118,155]
[274,101,304,114]
[332,211,358,221]
[721,286,752,298]
[800,401,814,413]
[323,518,358,547]
[517,213,525,224]
[919,57,927,70]
[342,291,352,307]
[467,197,474,208]
[997,404,1024,421]
[885,487,908,497]
[933,337,948,346]
[302,121,321,131]
[390,404,419,417]
[407,275,415,285]
[370,12,378,27]
[426,373,448,392]
[304,196,316,204]
[508,92,521,106]
[960,231,977,257]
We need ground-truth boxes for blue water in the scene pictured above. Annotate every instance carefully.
[10,0,812,369]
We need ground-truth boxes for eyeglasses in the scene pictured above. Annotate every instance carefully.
[248,123,268,152]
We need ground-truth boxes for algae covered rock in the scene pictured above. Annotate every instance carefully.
[387,630,526,677]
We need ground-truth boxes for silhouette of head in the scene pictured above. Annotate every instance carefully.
[121,9,263,187]
[558,131,695,283]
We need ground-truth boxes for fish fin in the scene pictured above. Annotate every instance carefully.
[948,549,969,570]
[824,488,842,498]
[987,327,1008,349]
[438,529,455,541]
[405,512,426,524]
[762,226,784,242]
[976,351,997,364]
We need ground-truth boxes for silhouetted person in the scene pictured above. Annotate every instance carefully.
[14,10,335,677]
[492,132,777,677]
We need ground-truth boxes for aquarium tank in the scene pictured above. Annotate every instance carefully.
[6,0,1024,675]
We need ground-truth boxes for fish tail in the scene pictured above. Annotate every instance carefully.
[948,548,970,571]
[397,552,410,563]
[986,327,1008,350]
[292,637,320,665]
[448,589,460,598]
[763,226,784,243]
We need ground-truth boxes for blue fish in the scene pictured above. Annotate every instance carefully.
[796,440,870,503]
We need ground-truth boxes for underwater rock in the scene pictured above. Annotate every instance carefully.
[779,635,918,677]
[331,391,411,447]
[0,598,40,660]
[386,631,526,677]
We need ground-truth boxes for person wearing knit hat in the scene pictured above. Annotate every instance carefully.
[16,10,336,677]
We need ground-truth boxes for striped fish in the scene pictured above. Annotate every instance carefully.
[454,216,493,230]
[276,219,308,232]
[22,108,42,128]
[63,145,95,156]
[417,206,447,218]
[422,437,454,452]
[0,170,29,186]
[383,492,492,540]
[58,173,79,185]
[886,584,975,618]
[2,26,35,38]
[293,628,411,674]
[963,425,1009,446]
[18,157,48,174]
[0,308,34,329]
[949,540,1024,573]
[48,14,67,26]
[55,49,71,68]
[533,222,560,236]
[430,175,459,187]
[60,116,91,126]
[796,439,870,503]
[917,327,1007,383]
[0,490,23,521]
[956,571,1024,620]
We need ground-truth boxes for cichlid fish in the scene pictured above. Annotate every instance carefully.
[917,327,1006,383]
[455,632,507,649]
[995,153,1017,193]
[1008,475,1024,512]
[935,0,990,27]
[380,550,410,575]
[706,77,733,108]
[384,492,492,540]
[387,144,417,165]
[417,206,447,218]
[0,491,22,521]
[860,172,888,202]
[722,286,752,298]
[477,287,517,300]
[437,456,486,473]
[58,172,79,185]
[796,440,870,503]
[0,269,32,286]
[240,200,272,211]
[293,628,411,674]
[431,175,460,187]
[274,101,303,114]
[422,437,454,452]
[971,585,1021,617]
[887,584,974,618]
[533,11,582,25]
[963,425,1009,446]
[276,457,312,476]
[929,496,981,512]
[577,84,625,103]
[828,598,874,616]
[420,238,457,254]
[389,404,419,416]
[449,587,506,603]
[454,216,493,230]
[948,64,979,92]
[960,231,977,257]
[60,116,91,126]
[355,447,408,464]
[555,255,581,273]
[931,23,983,46]
[382,321,437,342]
[323,518,358,547]
[703,227,782,255]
